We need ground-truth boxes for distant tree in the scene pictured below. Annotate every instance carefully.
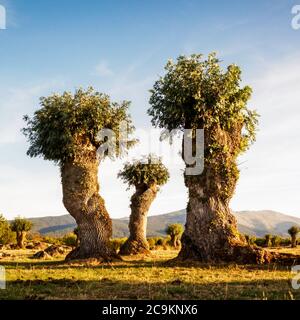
[244,235,256,246]
[288,226,300,248]
[10,217,32,249]
[0,214,15,245]
[148,53,263,263]
[271,235,281,247]
[166,224,184,248]
[264,234,272,247]
[23,87,135,261]
[118,155,169,255]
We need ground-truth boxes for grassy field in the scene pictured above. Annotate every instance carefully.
[0,248,299,300]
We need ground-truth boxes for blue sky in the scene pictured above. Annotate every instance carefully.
[0,0,299,219]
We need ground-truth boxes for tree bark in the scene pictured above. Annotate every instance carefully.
[177,126,272,264]
[61,144,119,261]
[291,236,297,248]
[16,231,26,249]
[120,184,157,255]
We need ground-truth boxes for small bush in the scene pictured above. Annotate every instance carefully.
[62,233,77,247]
[280,238,291,246]
[155,237,164,246]
[43,236,62,245]
[147,238,156,250]
[254,237,265,247]
[110,238,127,252]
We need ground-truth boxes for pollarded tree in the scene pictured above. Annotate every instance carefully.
[166,223,184,248]
[0,214,15,245]
[11,217,32,249]
[148,53,271,263]
[118,155,169,255]
[23,87,135,261]
[288,226,299,248]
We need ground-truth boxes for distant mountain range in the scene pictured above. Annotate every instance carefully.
[28,209,300,238]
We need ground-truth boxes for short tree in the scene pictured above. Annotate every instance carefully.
[264,234,272,247]
[118,155,169,255]
[288,226,299,248]
[271,235,281,247]
[0,214,15,245]
[23,87,135,261]
[166,224,184,248]
[148,53,264,263]
[10,217,32,249]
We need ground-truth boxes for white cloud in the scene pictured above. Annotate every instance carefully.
[94,61,114,77]
[0,79,66,145]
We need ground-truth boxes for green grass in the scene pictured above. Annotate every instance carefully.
[0,249,299,300]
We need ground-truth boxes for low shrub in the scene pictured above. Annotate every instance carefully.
[110,238,127,252]
[147,238,156,250]
[43,236,62,245]
[62,233,77,247]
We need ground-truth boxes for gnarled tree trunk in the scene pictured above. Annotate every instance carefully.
[120,184,157,255]
[177,126,272,264]
[170,234,181,249]
[291,236,297,248]
[61,145,119,261]
[16,231,26,249]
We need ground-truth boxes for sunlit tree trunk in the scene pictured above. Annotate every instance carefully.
[120,184,157,255]
[177,127,271,263]
[16,231,26,249]
[61,145,119,261]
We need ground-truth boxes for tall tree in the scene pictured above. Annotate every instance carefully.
[118,155,169,255]
[11,217,32,249]
[288,226,299,248]
[23,87,135,261]
[148,53,271,263]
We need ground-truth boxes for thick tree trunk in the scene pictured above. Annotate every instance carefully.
[16,231,26,249]
[177,178,270,263]
[177,127,273,264]
[120,184,157,255]
[61,147,119,261]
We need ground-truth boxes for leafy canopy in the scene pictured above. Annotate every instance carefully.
[166,223,184,237]
[11,217,32,233]
[0,214,15,245]
[288,226,300,237]
[23,87,135,164]
[118,155,169,188]
[148,53,259,154]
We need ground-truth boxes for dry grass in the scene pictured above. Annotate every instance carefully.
[0,248,299,300]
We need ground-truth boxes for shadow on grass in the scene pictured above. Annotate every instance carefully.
[0,258,293,272]
[0,278,298,300]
